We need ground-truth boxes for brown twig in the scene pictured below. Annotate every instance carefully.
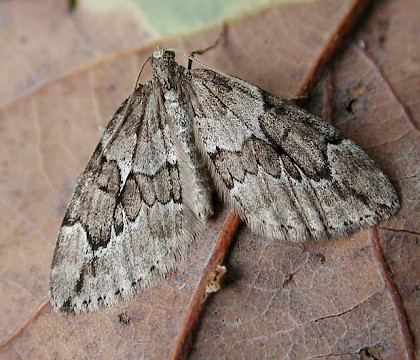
[295,0,372,97]
[0,299,50,350]
[170,1,373,358]
[170,212,240,360]
[370,227,416,359]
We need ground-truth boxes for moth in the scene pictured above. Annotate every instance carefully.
[50,48,399,313]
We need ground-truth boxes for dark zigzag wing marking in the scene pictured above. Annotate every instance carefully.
[50,84,197,313]
[186,68,399,242]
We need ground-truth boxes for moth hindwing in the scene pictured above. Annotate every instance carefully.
[50,48,399,313]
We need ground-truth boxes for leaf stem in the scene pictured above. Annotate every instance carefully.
[170,213,240,360]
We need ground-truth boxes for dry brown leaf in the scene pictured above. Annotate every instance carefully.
[0,0,417,359]
[0,0,153,106]
[192,1,419,358]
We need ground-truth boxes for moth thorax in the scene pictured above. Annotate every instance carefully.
[152,52,179,90]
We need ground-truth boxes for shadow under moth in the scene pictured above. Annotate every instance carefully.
[50,48,399,314]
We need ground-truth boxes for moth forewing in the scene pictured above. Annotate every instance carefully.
[50,48,399,313]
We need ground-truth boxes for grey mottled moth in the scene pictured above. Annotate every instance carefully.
[50,48,399,313]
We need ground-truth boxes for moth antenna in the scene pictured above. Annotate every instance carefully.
[167,48,256,91]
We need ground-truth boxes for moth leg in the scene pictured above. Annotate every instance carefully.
[187,23,228,70]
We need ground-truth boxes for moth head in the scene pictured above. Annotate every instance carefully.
[152,47,175,61]
[151,48,177,87]
[152,47,165,59]
[151,48,176,70]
